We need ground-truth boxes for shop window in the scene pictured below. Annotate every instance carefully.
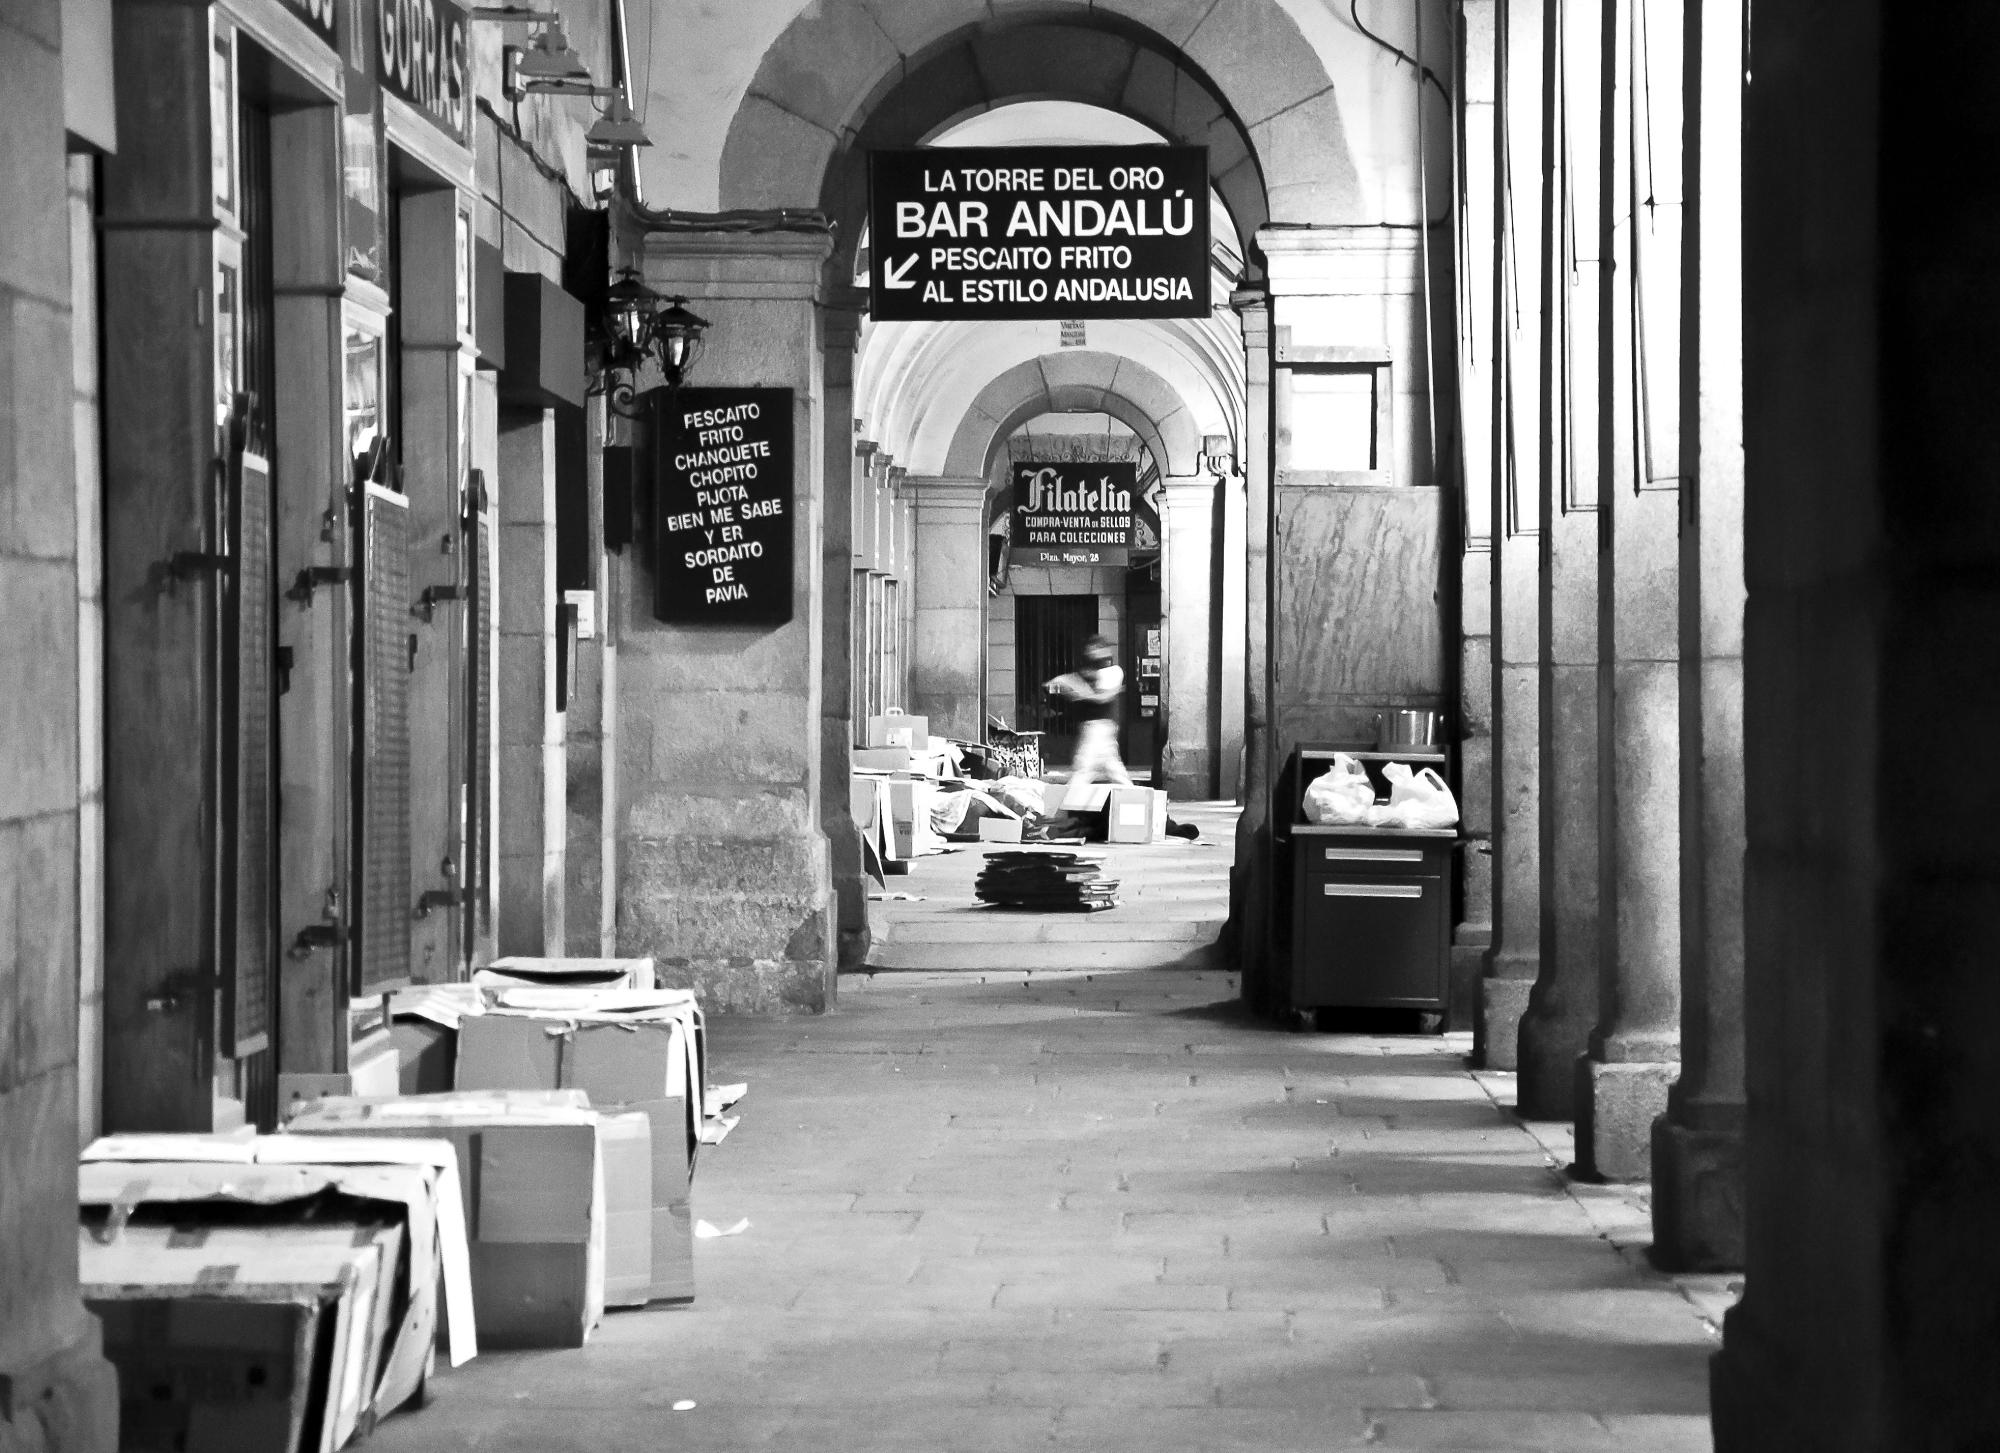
[1288,368,1380,472]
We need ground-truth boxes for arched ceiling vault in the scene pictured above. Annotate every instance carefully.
[940,353,1206,482]
[858,324,1240,478]
[718,0,1372,286]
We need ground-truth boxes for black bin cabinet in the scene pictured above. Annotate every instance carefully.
[1278,744,1456,1020]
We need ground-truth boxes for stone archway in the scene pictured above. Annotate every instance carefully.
[717,0,1362,283]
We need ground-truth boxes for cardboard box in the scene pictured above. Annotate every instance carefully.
[276,1033,399,1121]
[285,1091,604,1349]
[388,1019,456,1095]
[978,816,1024,843]
[476,957,656,991]
[599,1111,655,1306]
[1106,786,1166,844]
[82,1219,395,1453]
[865,711,929,748]
[850,774,886,834]
[79,1146,476,1428]
[887,777,940,860]
[455,998,701,1304]
[852,746,913,772]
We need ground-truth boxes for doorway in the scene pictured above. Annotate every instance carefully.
[1014,594,1099,767]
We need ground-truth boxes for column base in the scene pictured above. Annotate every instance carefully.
[1649,1109,1745,1270]
[1712,1296,1866,1453]
[0,1318,119,1453]
[1447,940,1487,1034]
[1473,957,1536,1069]
[1516,983,1595,1120]
[1572,1056,1676,1181]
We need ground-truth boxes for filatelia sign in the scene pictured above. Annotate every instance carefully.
[653,387,794,625]
[868,146,1210,322]
[1012,461,1139,567]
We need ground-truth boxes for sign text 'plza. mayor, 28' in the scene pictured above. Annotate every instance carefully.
[653,387,795,626]
[868,146,1210,322]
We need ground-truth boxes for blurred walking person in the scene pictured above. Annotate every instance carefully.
[1046,634,1131,787]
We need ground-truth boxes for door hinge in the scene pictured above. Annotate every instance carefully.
[145,966,220,1015]
[288,564,352,605]
[412,583,466,622]
[414,888,467,919]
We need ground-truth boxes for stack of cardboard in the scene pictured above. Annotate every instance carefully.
[974,850,1121,910]
[77,1132,475,1453]
[286,1089,632,1349]
[454,989,706,1304]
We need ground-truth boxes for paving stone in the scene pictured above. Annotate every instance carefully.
[370,805,1718,1453]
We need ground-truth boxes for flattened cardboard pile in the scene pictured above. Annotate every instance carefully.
[974,849,1121,911]
[78,1133,476,1453]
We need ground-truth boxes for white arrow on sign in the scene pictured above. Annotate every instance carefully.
[884,254,919,290]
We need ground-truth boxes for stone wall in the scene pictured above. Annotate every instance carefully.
[0,3,117,1446]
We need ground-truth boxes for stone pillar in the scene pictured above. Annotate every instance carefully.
[565,398,617,957]
[0,3,119,1444]
[1454,0,1497,1030]
[906,476,989,743]
[618,227,833,1012]
[1715,2,2000,1444]
[497,408,565,955]
[1573,0,1681,1181]
[1518,0,1603,1120]
[1651,0,1745,1272]
[1216,461,1247,801]
[1479,0,1546,1068]
[1226,289,1274,1004]
[1161,474,1217,800]
[821,301,869,969]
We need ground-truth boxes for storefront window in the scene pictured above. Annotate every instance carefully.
[214,255,240,430]
[344,322,384,469]
[1289,368,1378,472]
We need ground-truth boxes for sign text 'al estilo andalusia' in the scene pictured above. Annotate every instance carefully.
[653,388,794,626]
[868,145,1210,321]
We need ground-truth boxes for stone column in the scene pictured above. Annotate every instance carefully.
[1226,289,1274,1004]
[1716,2,2000,1444]
[821,300,869,969]
[565,398,617,957]
[1161,474,1217,800]
[1454,0,1497,1029]
[1518,0,1603,1120]
[1573,0,1682,1181]
[497,408,565,955]
[1479,0,1546,1068]
[1651,0,1745,1272]
[0,3,119,1443]
[906,476,989,742]
[1216,460,1247,801]
[618,226,833,1012]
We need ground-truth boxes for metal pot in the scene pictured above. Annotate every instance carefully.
[1376,709,1441,750]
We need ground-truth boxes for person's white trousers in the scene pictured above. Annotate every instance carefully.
[1068,719,1133,787]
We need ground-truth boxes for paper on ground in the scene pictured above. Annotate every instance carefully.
[699,1114,739,1145]
[694,1218,749,1239]
[705,1084,747,1116]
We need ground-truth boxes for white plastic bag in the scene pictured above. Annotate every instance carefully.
[1379,761,1459,830]
[1303,753,1375,825]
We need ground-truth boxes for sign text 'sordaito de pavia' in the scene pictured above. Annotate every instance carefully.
[868,145,1211,322]
[653,387,795,626]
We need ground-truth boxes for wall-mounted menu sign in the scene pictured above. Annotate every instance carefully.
[653,387,794,626]
[1011,461,1138,567]
[379,0,470,143]
[868,145,1210,322]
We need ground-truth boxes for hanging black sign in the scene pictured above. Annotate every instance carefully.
[1011,461,1139,567]
[653,387,794,626]
[868,145,1210,322]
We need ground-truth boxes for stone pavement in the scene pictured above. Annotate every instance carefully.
[373,805,1727,1452]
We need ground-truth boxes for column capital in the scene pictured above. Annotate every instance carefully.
[904,475,989,509]
[1255,226,1422,297]
[1160,474,1218,511]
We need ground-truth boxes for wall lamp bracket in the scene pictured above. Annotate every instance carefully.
[470,5,559,20]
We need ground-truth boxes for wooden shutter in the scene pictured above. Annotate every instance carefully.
[221,415,276,1057]
[355,475,413,995]
[463,470,495,947]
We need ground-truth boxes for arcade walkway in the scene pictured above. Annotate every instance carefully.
[375,809,1729,1452]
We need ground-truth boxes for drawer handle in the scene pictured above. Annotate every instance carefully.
[1322,847,1423,864]
[1323,882,1424,900]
